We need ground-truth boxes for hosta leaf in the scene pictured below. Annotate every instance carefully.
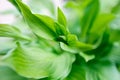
[13,0,57,40]
[81,0,99,38]
[87,61,120,80]
[0,24,30,40]
[64,65,86,80]
[57,7,67,27]
[85,30,111,57]
[109,29,120,43]
[91,14,114,33]
[108,43,120,64]
[2,43,75,79]
[0,66,27,80]
[87,14,115,44]
[49,52,75,80]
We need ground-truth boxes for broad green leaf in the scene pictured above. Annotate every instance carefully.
[85,30,111,57]
[109,29,120,43]
[64,65,86,80]
[0,66,27,80]
[107,43,120,64]
[2,43,75,79]
[64,55,86,80]
[0,24,30,41]
[87,61,120,80]
[87,14,115,44]
[57,7,67,27]
[81,0,99,38]
[49,52,75,80]
[90,14,114,34]
[13,0,57,40]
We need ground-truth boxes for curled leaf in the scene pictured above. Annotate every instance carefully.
[2,43,75,79]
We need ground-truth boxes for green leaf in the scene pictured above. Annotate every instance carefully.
[85,30,112,57]
[34,14,56,33]
[108,43,120,64]
[64,65,86,80]
[87,14,115,44]
[2,43,75,79]
[87,61,120,80]
[67,34,93,51]
[64,55,86,80]
[0,24,30,41]
[81,0,99,38]
[109,29,120,43]
[0,66,27,80]
[54,22,68,36]
[13,0,57,40]
[49,52,75,80]
[57,7,67,27]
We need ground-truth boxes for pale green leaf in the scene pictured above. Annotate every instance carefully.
[109,29,120,43]
[107,43,120,64]
[2,43,75,79]
[87,61,120,80]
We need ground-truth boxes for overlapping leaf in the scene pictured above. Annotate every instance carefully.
[11,0,57,40]
[81,0,99,38]
[2,43,75,79]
